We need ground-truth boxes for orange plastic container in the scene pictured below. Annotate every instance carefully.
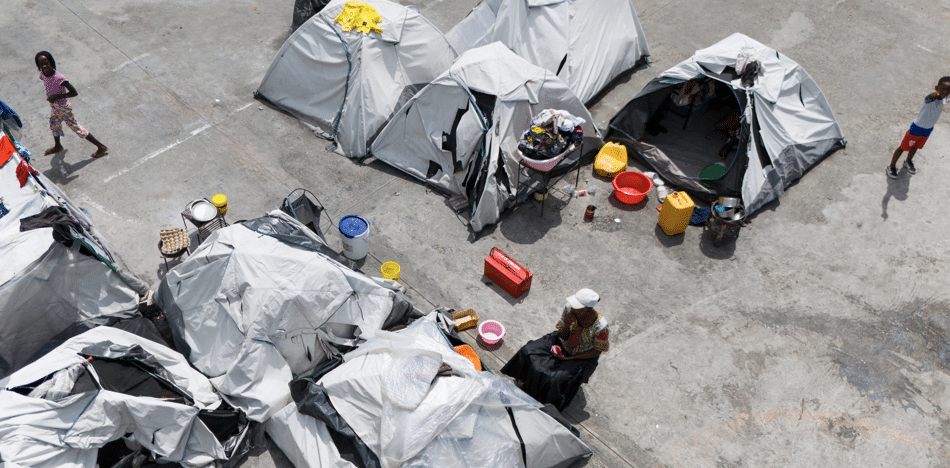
[454,344,483,371]
[658,191,694,235]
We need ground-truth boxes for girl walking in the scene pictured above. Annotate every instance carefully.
[35,51,108,158]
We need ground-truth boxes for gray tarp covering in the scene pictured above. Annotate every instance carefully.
[607,33,845,214]
[446,0,650,104]
[0,327,235,468]
[156,212,413,422]
[370,42,603,232]
[0,136,144,380]
[256,0,457,158]
[285,313,592,468]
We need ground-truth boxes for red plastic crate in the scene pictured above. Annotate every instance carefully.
[484,247,532,298]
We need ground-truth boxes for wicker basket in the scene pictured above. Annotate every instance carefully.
[452,309,479,332]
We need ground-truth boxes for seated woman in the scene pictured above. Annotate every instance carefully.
[501,288,609,411]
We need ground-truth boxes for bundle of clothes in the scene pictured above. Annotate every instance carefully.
[518,109,585,161]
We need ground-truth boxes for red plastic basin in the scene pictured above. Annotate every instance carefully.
[612,171,653,204]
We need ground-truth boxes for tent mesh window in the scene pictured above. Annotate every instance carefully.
[280,189,330,238]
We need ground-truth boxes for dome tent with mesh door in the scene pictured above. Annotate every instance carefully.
[606,33,845,215]
[446,0,650,104]
[370,42,602,233]
[256,0,457,159]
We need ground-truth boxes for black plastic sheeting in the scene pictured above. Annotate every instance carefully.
[290,374,381,468]
[25,316,161,366]
[79,342,196,404]
[291,0,331,33]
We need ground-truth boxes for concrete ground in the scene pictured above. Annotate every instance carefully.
[5,0,950,466]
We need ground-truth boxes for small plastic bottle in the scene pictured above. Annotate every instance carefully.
[575,190,586,197]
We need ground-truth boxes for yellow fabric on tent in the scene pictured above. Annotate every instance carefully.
[334,1,383,34]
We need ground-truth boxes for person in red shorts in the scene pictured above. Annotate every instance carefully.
[887,76,950,179]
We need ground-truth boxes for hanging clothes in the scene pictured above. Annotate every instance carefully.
[15,160,37,188]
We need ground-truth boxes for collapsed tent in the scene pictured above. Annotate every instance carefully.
[446,0,650,104]
[0,326,253,468]
[607,33,845,214]
[155,211,415,422]
[370,42,603,232]
[256,0,457,158]
[0,125,147,380]
[270,313,591,468]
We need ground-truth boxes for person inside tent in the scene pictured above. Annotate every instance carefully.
[645,77,717,136]
[502,288,608,411]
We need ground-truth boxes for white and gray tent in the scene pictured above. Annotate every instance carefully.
[155,212,415,422]
[271,313,592,468]
[256,0,457,158]
[446,0,650,104]
[370,42,603,232]
[607,33,846,215]
[0,326,253,468]
[0,131,147,380]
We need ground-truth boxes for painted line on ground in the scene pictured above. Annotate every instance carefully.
[102,123,211,183]
[76,194,138,223]
[111,52,153,72]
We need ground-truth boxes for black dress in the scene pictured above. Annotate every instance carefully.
[501,331,599,411]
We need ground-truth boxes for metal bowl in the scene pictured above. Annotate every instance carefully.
[190,200,217,223]
[717,197,740,209]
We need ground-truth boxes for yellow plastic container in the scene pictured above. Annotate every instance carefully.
[381,261,400,282]
[212,194,228,216]
[594,142,628,178]
[658,191,694,236]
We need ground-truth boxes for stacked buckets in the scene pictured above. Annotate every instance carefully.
[338,215,370,261]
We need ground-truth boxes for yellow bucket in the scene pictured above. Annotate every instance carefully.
[212,194,228,215]
[381,261,400,282]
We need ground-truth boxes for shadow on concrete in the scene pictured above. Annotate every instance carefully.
[698,224,738,259]
[881,169,911,221]
[498,196,566,244]
[475,335,504,352]
[740,196,779,224]
[654,224,685,247]
[564,388,593,423]
[481,274,530,305]
[43,149,97,185]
